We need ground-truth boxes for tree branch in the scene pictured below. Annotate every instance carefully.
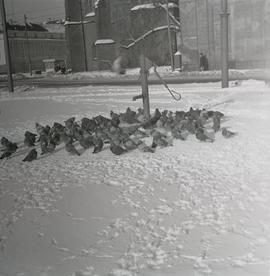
[120,25,179,49]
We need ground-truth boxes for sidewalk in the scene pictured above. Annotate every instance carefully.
[1,67,269,87]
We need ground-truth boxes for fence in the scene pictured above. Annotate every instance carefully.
[2,30,67,73]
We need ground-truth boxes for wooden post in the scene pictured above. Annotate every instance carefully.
[24,14,32,75]
[0,0,13,92]
[194,0,200,69]
[166,0,174,71]
[139,54,150,121]
[220,0,229,88]
[206,0,211,67]
[79,0,88,71]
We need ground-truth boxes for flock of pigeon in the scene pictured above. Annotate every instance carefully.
[0,107,236,162]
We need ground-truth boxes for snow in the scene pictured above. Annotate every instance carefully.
[64,21,92,26]
[131,4,156,11]
[85,12,95,17]
[0,80,270,276]
[131,3,178,11]
[95,39,115,45]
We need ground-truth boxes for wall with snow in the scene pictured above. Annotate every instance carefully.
[180,0,270,70]
[6,31,67,73]
[126,3,178,67]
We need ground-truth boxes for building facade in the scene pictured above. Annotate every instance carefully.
[65,0,179,72]
[65,0,270,72]
[8,31,67,73]
[180,0,270,69]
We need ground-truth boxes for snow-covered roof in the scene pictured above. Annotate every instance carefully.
[95,39,115,45]
[131,3,156,11]
[131,3,178,11]
[85,12,95,17]
[64,20,93,26]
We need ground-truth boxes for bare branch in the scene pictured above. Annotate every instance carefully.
[120,25,179,49]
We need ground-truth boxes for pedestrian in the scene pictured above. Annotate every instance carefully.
[199,53,209,71]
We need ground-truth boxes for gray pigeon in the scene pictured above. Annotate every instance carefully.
[110,142,127,155]
[23,149,38,162]
[93,138,103,154]
[195,128,214,142]
[221,128,237,138]
[65,142,80,156]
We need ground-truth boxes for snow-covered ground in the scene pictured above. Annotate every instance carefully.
[0,80,270,276]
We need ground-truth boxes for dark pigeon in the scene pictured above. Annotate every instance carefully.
[23,149,38,162]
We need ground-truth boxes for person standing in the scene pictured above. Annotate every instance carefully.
[199,53,209,71]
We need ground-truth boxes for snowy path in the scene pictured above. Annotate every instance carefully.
[0,81,270,276]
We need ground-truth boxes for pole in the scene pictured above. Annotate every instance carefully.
[211,5,216,69]
[206,0,211,67]
[166,0,174,71]
[139,54,150,121]
[220,0,229,88]
[79,0,88,71]
[24,14,32,76]
[194,0,200,69]
[0,0,13,92]
[178,0,183,45]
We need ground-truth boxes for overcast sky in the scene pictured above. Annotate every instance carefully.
[5,0,65,23]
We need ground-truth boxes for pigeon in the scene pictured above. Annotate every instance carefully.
[175,111,186,122]
[186,107,200,120]
[44,125,51,135]
[47,140,56,153]
[171,128,188,140]
[40,136,49,155]
[222,128,237,138]
[78,133,94,149]
[81,117,97,132]
[51,122,65,132]
[94,115,111,128]
[124,107,137,124]
[24,131,37,147]
[65,142,80,156]
[64,117,76,129]
[195,128,214,142]
[35,122,46,136]
[186,119,196,134]
[213,111,224,119]
[152,136,173,148]
[110,142,127,155]
[150,108,162,125]
[93,138,103,154]
[0,137,18,159]
[110,111,120,127]
[156,116,167,129]
[22,149,37,162]
[123,138,138,151]
[137,141,155,153]
[135,108,145,123]
[50,131,61,145]
[0,151,13,159]
[212,115,221,132]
